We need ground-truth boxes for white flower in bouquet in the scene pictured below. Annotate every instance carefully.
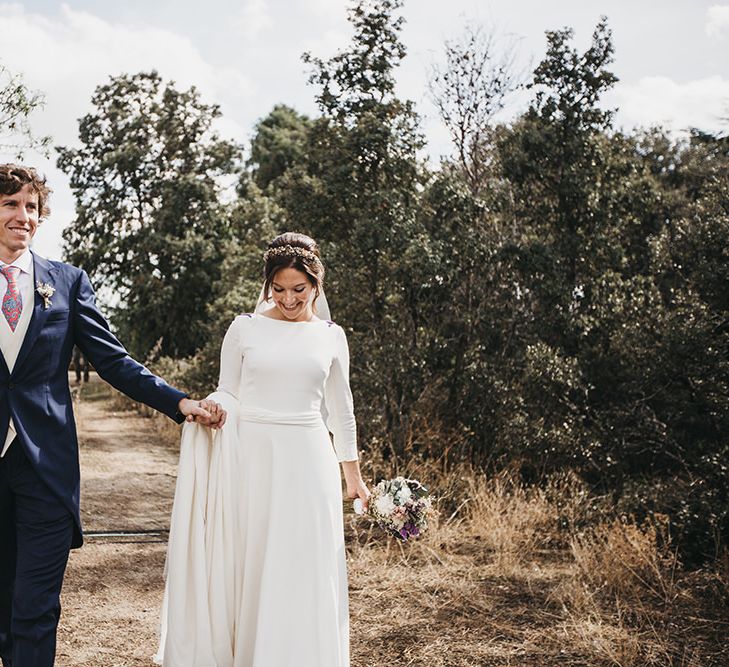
[361,476,435,541]
[374,494,396,516]
[394,485,412,504]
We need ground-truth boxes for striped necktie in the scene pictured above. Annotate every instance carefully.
[0,266,23,332]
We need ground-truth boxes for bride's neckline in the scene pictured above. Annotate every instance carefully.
[256,312,323,324]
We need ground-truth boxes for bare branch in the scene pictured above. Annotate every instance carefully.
[428,24,523,193]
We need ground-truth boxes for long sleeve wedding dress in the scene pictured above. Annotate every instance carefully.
[155,312,357,667]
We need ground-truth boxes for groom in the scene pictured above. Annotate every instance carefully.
[0,164,224,667]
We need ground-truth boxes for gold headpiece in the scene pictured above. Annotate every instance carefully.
[263,244,322,268]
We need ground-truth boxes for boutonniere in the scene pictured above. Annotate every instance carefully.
[36,281,55,309]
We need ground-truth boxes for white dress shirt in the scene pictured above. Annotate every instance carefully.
[0,249,35,456]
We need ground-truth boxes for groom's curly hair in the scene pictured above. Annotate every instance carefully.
[262,232,325,309]
[0,164,51,220]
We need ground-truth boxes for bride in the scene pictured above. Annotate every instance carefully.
[155,232,370,667]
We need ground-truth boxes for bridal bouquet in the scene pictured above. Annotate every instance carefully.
[356,476,434,541]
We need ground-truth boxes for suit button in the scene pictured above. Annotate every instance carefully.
[7,383,14,390]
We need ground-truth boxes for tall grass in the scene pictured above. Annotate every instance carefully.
[107,385,728,665]
[346,463,729,666]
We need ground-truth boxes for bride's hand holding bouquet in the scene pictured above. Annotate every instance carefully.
[352,476,435,541]
[342,457,371,511]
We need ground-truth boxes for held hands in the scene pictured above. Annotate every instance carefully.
[177,398,227,429]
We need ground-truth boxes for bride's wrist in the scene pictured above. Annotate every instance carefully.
[345,476,366,490]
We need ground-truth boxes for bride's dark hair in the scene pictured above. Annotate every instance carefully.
[262,232,325,308]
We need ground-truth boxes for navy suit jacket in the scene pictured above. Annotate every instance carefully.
[0,253,186,548]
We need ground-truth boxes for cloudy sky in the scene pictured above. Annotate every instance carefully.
[1,0,727,259]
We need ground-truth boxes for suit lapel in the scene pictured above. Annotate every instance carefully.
[13,252,57,374]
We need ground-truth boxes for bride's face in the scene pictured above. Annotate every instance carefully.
[271,267,315,321]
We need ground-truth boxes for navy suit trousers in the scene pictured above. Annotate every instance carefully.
[0,440,74,667]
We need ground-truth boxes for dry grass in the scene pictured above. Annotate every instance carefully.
[344,460,729,666]
[60,377,729,666]
[547,516,728,667]
[569,516,680,608]
[464,471,557,572]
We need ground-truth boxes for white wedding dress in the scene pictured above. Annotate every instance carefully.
[155,312,358,667]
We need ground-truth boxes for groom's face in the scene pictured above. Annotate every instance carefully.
[0,184,39,261]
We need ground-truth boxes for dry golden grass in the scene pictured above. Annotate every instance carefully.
[569,516,680,608]
[345,457,729,666]
[546,515,728,667]
[62,377,729,666]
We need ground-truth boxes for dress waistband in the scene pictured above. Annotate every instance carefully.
[238,407,325,428]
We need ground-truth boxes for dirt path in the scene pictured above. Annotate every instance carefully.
[57,376,178,667]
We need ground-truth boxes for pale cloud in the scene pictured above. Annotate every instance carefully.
[609,75,729,135]
[0,3,252,147]
[705,5,729,38]
[0,3,253,259]
[235,0,274,41]
[306,0,352,20]
[302,27,352,61]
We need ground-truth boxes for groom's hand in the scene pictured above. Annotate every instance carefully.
[177,398,227,429]
[198,399,227,428]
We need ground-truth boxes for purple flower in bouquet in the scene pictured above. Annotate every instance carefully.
[364,476,434,541]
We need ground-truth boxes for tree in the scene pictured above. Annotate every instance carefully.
[270,0,429,456]
[172,181,283,392]
[245,104,312,191]
[57,71,240,358]
[302,0,408,122]
[0,62,51,159]
[428,24,521,194]
[493,17,627,380]
[483,22,729,562]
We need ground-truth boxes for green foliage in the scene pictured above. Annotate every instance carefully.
[483,24,728,560]
[417,19,728,561]
[57,71,241,358]
[303,0,407,121]
[529,18,617,131]
[283,0,430,455]
[177,183,284,391]
[65,10,728,563]
[500,18,621,288]
[0,62,51,159]
[245,104,312,191]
